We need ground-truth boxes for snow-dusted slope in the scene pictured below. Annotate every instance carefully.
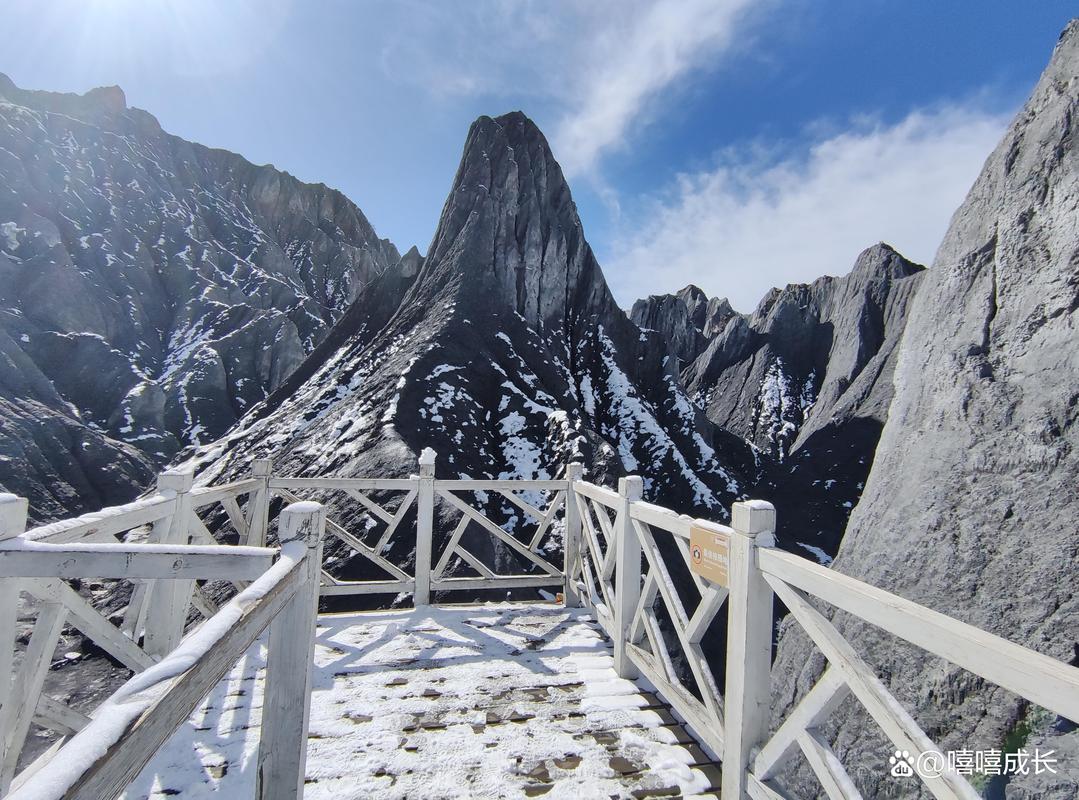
[190,113,759,580]
[0,74,401,521]
[635,244,924,558]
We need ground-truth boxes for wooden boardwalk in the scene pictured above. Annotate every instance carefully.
[119,603,721,800]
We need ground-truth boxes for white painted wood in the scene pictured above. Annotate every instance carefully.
[374,489,417,554]
[33,695,89,736]
[0,580,18,714]
[632,518,724,720]
[256,502,325,800]
[344,488,395,525]
[434,479,567,491]
[722,500,776,800]
[625,641,724,757]
[0,602,66,791]
[414,450,436,605]
[497,488,545,523]
[0,499,22,717]
[767,576,978,800]
[613,476,643,679]
[746,773,798,800]
[0,494,28,541]
[627,572,659,646]
[758,546,1079,724]
[9,737,66,793]
[572,480,620,509]
[144,470,195,658]
[275,488,411,581]
[563,466,584,606]
[798,728,864,800]
[449,545,498,579]
[754,666,849,780]
[220,495,251,542]
[188,479,261,511]
[31,555,307,800]
[27,580,154,673]
[189,585,218,619]
[244,459,273,547]
[0,544,274,580]
[432,575,565,592]
[526,491,565,551]
[685,585,728,644]
[21,496,177,545]
[437,489,561,576]
[433,515,470,579]
[575,492,617,610]
[270,477,416,490]
[319,580,413,596]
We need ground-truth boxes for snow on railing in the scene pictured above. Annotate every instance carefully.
[567,478,1079,800]
[5,502,324,800]
[0,467,274,795]
[5,455,1079,800]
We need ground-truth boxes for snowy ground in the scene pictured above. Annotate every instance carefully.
[119,603,721,799]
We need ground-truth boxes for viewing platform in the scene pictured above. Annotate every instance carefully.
[0,452,1076,799]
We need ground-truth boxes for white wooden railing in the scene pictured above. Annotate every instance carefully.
[566,475,1079,800]
[2,451,1078,799]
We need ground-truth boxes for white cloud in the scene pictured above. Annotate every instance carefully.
[603,103,1011,311]
[552,0,760,177]
[377,0,764,176]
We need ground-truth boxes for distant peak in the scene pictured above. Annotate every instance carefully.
[851,242,924,279]
[0,73,129,122]
[676,285,708,304]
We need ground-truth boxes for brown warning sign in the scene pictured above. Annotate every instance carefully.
[689,525,730,586]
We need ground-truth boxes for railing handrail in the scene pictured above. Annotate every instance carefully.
[7,502,326,800]
[6,462,1079,800]
[758,545,1079,724]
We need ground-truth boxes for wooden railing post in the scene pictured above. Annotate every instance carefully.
[613,476,643,678]
[414,448,436,607]
[0,493,26,771]
[722,500,776,800]
[247,458,273,547]
[144,469,195,658]
[563,463,584,607]
[256,501,326,800]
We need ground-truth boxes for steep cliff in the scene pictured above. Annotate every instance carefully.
[770,20,1079,798]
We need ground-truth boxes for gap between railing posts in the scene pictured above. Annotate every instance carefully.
[613,476,644,679]
[256,501,326,800]
[413,448,437,606]
[722,500,776,800]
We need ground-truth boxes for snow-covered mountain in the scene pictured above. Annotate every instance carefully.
[0,74,401,521]
[191,112,761,549]
[633,244,925,558]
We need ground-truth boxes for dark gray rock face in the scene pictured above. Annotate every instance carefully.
[0,75,400,521]
[192,112,761,585]
[630,285,737,367]
[770,20,1079,799]
[637,245,924,558]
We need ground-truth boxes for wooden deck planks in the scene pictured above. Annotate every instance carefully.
[118,603,720,800]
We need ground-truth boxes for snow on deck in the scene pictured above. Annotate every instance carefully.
[119,603,721,799]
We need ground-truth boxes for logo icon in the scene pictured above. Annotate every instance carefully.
[690,544,703,565]
[889,750,914,777]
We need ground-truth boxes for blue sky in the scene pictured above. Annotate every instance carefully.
[1,1,1073,310]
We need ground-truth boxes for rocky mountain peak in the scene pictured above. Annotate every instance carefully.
[419,111,609,331]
